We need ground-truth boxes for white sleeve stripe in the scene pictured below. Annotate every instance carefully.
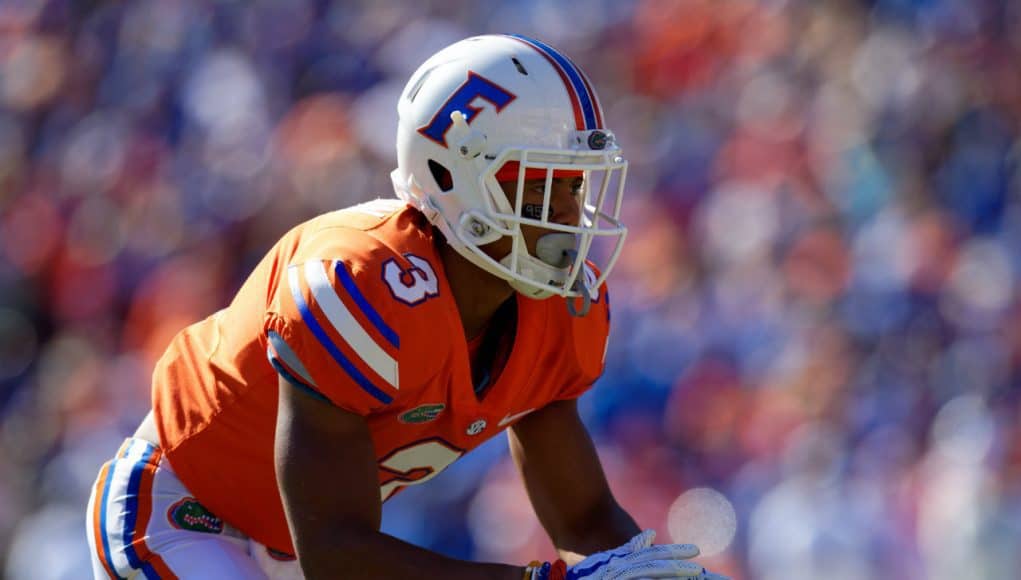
[304,260,399,389]
[266,330,318,387]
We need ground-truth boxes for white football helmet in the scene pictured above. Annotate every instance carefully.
[391,34,628,311]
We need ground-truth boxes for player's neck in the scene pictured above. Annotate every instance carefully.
[438,242,515,341]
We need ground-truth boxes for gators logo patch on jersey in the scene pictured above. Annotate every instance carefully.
[399,403,446,424]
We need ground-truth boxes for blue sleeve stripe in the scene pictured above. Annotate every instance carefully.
[270,355,332,405]
[334,260,399,348]
[267,330,318,387]
[288,266,393,405]
[307,261,398,389]
[604,287,611,323]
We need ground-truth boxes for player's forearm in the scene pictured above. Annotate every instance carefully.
[275,387,522,579]
[294,526,523,580]
[552,498,641,563]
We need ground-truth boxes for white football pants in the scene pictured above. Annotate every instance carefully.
[85,438,304,579]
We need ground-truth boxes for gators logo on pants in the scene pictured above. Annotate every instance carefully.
[167,497,224,534]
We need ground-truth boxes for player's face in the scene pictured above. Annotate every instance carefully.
[485,176,583,259]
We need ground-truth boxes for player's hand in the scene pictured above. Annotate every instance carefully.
[526,530,731,579]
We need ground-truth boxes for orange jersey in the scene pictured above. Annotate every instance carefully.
[151,199,611,554]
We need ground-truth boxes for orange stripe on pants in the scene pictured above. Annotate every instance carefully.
[91,462,119,580]
[130,448,178,579]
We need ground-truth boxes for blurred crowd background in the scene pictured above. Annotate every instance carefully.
[2,0,1021,578]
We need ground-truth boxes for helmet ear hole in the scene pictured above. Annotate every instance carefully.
[428,159,453,192]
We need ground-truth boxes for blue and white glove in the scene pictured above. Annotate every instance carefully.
[523,530,730,580]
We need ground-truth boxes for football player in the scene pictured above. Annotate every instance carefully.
[86,34,729,580]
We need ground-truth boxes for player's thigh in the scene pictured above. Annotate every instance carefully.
[148,536,268,579]
[87,438,268,579]
[250,541,305,580]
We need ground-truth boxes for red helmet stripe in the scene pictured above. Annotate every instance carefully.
[577,68,604,128]
[494,162,584,183]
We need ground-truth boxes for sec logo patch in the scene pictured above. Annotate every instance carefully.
[466,419,487,436]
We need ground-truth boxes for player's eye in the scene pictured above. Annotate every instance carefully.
[571,178,584,195]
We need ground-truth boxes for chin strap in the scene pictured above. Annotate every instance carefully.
[566,278,592,317]
[564,249,592,317]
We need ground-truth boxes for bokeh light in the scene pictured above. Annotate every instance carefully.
[0,308,37,382]
[667,487,737,557]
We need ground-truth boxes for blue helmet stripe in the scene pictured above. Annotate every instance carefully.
[508,34,599,129]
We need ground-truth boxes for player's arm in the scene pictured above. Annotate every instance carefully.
[508,398,640,562]
[274,375,522,580]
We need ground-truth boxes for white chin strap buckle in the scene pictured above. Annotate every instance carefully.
[566,274,592,317]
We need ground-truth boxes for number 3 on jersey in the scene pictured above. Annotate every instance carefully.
[383,254,439,305]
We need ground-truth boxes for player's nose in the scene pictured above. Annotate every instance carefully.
[549,181,581,226]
